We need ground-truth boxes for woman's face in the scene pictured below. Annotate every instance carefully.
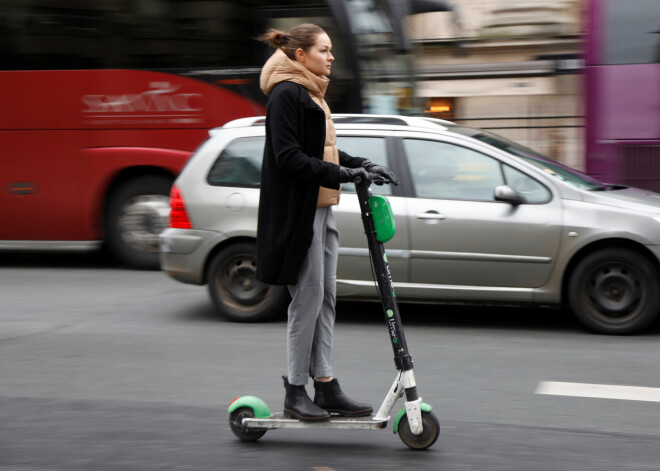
[297,33,334,77]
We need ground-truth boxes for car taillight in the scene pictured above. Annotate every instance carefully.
[169,184,192,229]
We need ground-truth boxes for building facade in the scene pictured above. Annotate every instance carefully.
[407,0,584,169]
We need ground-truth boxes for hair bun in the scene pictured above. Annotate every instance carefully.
[272,31,289,48]
[258,29,289,48]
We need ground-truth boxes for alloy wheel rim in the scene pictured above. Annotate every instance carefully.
[119,195,170,252]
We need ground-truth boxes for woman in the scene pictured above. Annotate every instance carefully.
[256,24,398,422]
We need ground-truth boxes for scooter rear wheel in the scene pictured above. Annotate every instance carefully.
[398,410,440,450]
[229,407,267,441]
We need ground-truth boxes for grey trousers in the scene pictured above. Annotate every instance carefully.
[286,206,339,386]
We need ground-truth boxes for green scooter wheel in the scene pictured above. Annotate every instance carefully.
[397,410,440,450]
[229,407,267,441]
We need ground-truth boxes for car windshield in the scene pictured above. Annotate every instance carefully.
[446,124,611,191]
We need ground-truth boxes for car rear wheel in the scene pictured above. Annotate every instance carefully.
[105,175,172,270]
[206,242,288,322]
[568,248,660,334]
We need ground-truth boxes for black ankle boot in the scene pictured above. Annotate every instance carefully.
[314,379,373,417]
[283,376,330,422]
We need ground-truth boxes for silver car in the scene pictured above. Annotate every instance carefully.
[160,115,660,334]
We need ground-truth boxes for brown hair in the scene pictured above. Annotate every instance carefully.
[258,23,326,61]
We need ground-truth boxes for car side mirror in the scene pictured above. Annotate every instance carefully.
[494,185,526,205]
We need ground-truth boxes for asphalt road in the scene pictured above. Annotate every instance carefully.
[2,250,660,470]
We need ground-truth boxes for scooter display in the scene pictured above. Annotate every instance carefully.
[228,176,440,450]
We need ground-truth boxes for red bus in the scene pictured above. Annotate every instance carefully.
[584,0,660,191]
[1,0,452,268]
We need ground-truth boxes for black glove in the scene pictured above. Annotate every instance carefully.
[361,160,399,186]
[338,166,374,184]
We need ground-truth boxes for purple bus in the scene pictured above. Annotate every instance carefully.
[585,0,660,191]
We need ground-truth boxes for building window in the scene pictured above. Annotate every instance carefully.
[424,97,455,120]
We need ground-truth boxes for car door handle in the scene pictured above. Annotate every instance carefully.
[415,211,446,220]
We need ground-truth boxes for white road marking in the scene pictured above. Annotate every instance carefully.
[536,381,660,403]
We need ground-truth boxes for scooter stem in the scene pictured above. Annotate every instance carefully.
[355,177,413,372]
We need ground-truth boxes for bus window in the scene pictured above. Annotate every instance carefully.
[0,1,263,70]
[603,0,660,65]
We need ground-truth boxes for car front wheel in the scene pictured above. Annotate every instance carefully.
[568,248,660,334]
[206,242,288,322]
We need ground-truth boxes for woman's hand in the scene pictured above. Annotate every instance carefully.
[361,160,399,185]
[338,166,374,184]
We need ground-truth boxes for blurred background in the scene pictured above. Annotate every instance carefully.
[0,0,658,268]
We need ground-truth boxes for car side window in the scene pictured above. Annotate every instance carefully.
[336,136,390,195]
[404,139,504,201]
[207,137,265,187]
[502,164,551,203]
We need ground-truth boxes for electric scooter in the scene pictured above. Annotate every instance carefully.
[228,176,440,450]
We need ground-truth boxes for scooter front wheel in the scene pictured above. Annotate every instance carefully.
[398,410,440,450]
[229,407,267,441]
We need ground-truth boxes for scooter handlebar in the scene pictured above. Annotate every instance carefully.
[354,175,393,186]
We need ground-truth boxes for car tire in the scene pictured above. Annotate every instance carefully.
[105,175,172,270]
[568,248,660,334]
[206,242,288,322]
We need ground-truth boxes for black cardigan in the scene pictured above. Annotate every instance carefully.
[256,81,365,285]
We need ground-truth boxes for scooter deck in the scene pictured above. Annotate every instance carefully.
[243,413,389,430]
